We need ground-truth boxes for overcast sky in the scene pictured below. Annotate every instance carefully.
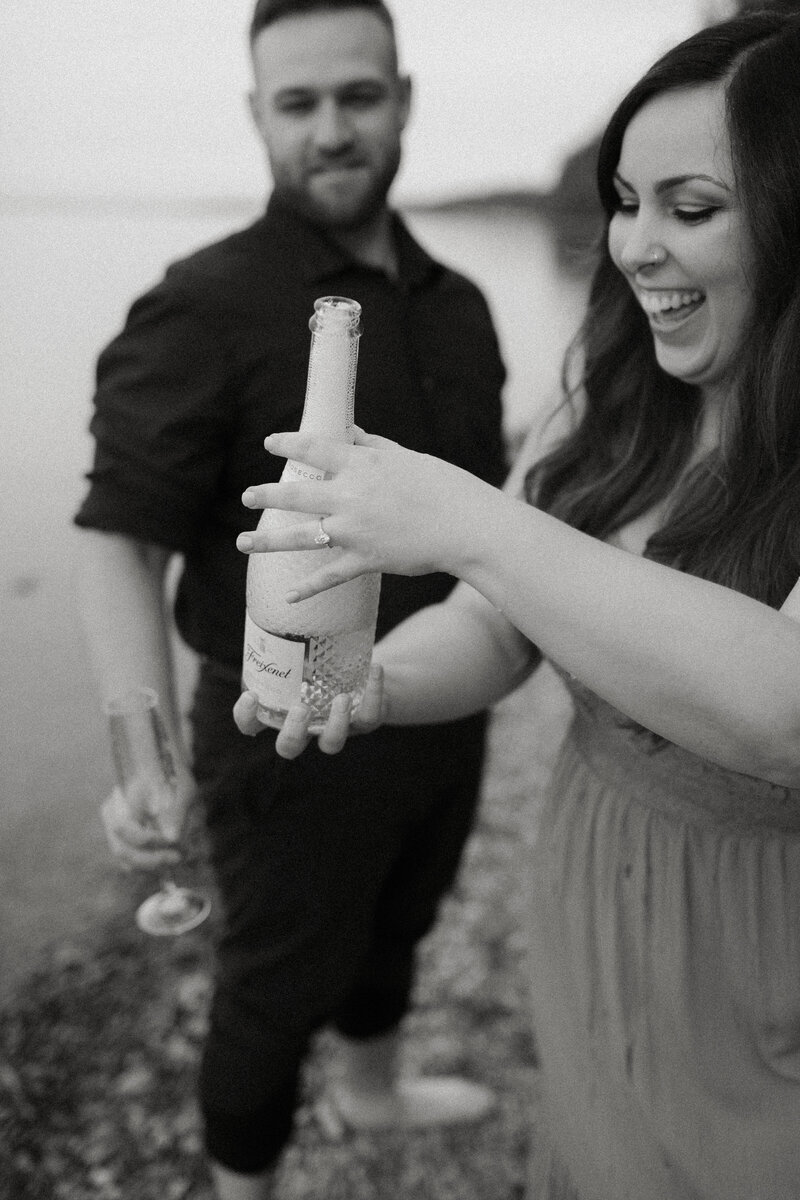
[2,0,730,205]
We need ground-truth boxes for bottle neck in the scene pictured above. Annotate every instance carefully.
[299,325,359,441]
[283,296,362,483]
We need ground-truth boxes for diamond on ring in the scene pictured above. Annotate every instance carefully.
[314,519,332,547]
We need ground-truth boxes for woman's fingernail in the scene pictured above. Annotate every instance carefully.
[237,534,254,551]
[285,590,300,604]
[242,490,256,507]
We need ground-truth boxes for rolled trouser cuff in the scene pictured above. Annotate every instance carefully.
[201,1072,298,1175]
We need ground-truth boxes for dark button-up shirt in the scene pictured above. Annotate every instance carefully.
[75,195,508,665]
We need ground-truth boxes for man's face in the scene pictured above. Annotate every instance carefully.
[250,8,411,231]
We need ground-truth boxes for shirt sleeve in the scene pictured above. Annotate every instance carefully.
[74,277,233,551]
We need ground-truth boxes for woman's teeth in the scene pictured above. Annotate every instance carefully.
[639,289,703,319]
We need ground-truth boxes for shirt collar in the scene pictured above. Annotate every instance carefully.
[262,192,439,291]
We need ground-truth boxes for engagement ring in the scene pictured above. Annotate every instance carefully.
[314,518,332,547]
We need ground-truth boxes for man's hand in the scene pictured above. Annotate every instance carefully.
[100,765,195,871]
[233,662,384,759]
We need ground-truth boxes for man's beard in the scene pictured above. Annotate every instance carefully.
[273,146,401,233]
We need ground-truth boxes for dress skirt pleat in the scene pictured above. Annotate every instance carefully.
[526,672,800,1199]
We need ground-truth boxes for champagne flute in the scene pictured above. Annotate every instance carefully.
[105,687,211,936]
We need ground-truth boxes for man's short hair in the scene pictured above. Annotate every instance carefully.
[250,0,395,43]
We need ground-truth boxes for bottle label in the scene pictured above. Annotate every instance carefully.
[242,613,307,709]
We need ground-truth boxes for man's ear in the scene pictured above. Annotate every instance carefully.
[398,74,412,131]
[247,89,265,140]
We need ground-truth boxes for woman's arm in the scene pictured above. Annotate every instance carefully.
[235,414,556,753]
[238,429,800,786]
[234,582,537,755]
[368,413,561,725]
[466,499,800,787]
[374,585,539,726]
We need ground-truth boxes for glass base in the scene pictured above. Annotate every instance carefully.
[135,886,211,936]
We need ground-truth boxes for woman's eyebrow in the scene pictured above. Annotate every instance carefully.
[613,170,730,194]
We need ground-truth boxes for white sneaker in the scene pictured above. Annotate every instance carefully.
[328,1075,496,1130]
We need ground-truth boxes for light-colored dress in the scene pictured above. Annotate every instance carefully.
[526,668,800,1199]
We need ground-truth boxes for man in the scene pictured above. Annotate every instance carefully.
[74,1,508,1196]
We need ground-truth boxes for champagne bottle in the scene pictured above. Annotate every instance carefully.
[242,296,381,731]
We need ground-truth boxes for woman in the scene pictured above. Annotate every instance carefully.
[236,11,800,1197]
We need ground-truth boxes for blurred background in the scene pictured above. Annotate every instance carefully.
[1,0,738,997]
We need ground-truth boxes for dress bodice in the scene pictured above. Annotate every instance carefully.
[553,663,800,834]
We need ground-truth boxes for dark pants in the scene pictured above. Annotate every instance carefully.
[189,658,487,1174]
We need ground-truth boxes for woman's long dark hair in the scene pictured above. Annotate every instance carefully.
[526,10,800,607]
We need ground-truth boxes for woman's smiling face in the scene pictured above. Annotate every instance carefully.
[608,81,754,408]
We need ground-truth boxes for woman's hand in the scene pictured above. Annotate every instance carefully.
[233,662,385,759]
[236,428,492,601]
